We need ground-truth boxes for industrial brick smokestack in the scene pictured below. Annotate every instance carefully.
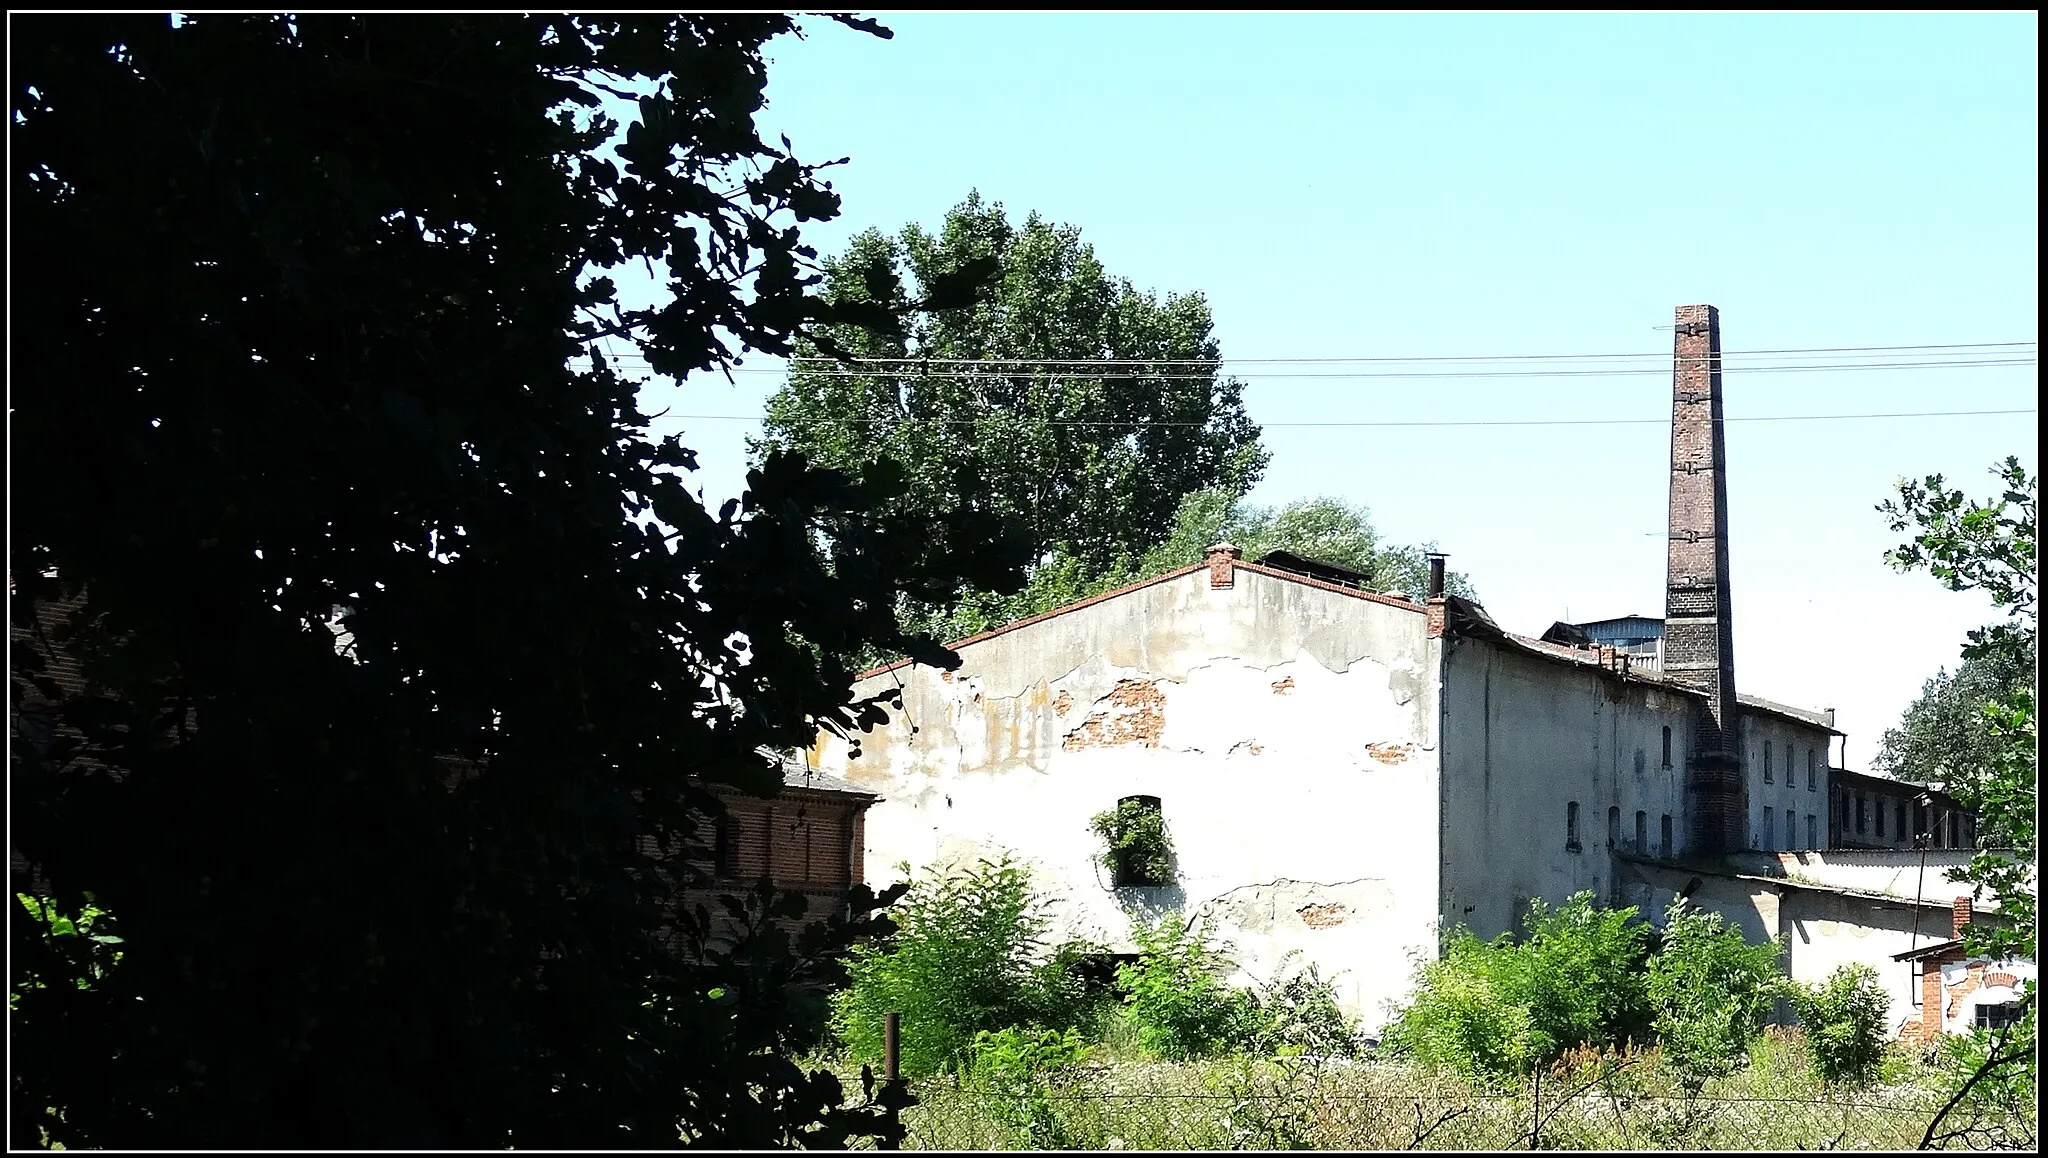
[1664,304,1744,855]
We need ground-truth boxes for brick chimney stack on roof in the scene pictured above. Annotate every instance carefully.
[1953,896,1973,940]
[1664,304,1744,855]
[1206,542,1240,589]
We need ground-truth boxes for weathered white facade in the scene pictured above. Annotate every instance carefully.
[812,560,1444,1028]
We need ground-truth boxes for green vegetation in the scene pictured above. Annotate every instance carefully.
[832,856,1102,1078]
[1383,892,1654,1082]
[1645,900,1787,1088]
[1116,915,1259,1061]
[12,13,1020,1149]
[1088,798,1174,886]
[1788,964,1891,1086]
[1879,456,2037,1150]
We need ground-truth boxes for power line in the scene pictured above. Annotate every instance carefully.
[589,339,2036,371]
[776,340,2039,368]
[595,358,2036,381]
[649,408,2036,430]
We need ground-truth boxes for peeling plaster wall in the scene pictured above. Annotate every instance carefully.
[812,567,1441,1030]
[1927,957,2036,1037]
[1737,714,1832,850]
[1439,639,1695,942]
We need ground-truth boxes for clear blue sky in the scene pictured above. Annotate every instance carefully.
[626,12,2039,761]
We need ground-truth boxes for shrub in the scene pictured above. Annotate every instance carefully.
[1788,963,1890,1085]
[1246,953,1364,1058]
[1118,915,1256,1060]
[965,1025,1092,1148]
[832,854,1095,1078]
[1088,798,1173,886]
[1647,899,1785,1089]
[1381,892,1650,1081]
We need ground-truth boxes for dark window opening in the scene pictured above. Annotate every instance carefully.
[1635,810,1648,852]
[1896,801,1907,842]
[1607,806,1621,848]
[1566,801,1582,852]
[1763,741,1773,783]
[1856,796,1868,835]
[1661,727,1672,769]
[713,815,735,880]
[1976,1002,2023,1030]
[1786,809,1796,848]
[1661,814,1674,857]
[1876,801,1886,838]
[1807,814,1817,850]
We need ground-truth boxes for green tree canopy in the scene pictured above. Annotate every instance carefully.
[1879,455,2035,960]
[755,190,1269,588]
[11,13,1018,1149]
[1872,637,2036,790]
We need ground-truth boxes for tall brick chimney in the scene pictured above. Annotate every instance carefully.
[1664,304,1744,855]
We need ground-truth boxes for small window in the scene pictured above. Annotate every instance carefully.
[1661,814,1674,857]
[1763,741,1773,783]
[1567,801,1581,852]
[1856,796,1868,835]
[1763,809,1776,849]
[1661,727,1673,769]
[1607,806,1621,848]
[1915,803,1928,840]
[713,815,735,879]
[1896,801,1907,842]
[1976,1002,2023,1031]
[1949,812,1960,849]
[1912,962,1925,1007]
[1876,801,1886,838]
[1635,810,1647,852]
[1786,809,1797,848]
[1807,749,1816,787]
[1806,814,1818,850]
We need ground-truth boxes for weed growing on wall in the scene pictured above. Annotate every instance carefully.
[1088,798,1173,886]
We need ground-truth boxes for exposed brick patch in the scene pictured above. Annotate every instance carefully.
[1053,689,1073,717]
[1270,676,1295,695]
[1298,903,1347,928]
[1946,962,1990,1021]
[1062,679,1166,750]
[1986,971,2019,989]
[1367,742,1414,765]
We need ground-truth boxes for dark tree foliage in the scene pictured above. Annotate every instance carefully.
[756,191,1269,633]
[10,14,1021,1149]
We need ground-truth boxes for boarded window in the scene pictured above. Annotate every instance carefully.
[1763,809,1776,848]
[1661,814,1674,857]
[1662,727,1672,768]
[1786,809,1797,849]
[1806,814,1817,850]
[1763,741,1773,783]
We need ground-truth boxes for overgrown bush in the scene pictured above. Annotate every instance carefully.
[832,855,1098,1077]
[1246,953,1364,1058]
[1788,963,1889,1086]
[1647,899,1785,1089]
[1118,915,1256,1060]
[1089,798,1173,886]
[1382,892,1650,1081]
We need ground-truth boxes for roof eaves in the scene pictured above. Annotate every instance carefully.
[1231,560,1429,614]
[854,563,1209,681]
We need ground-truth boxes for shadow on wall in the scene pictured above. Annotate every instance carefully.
[1113,882,1189,923]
